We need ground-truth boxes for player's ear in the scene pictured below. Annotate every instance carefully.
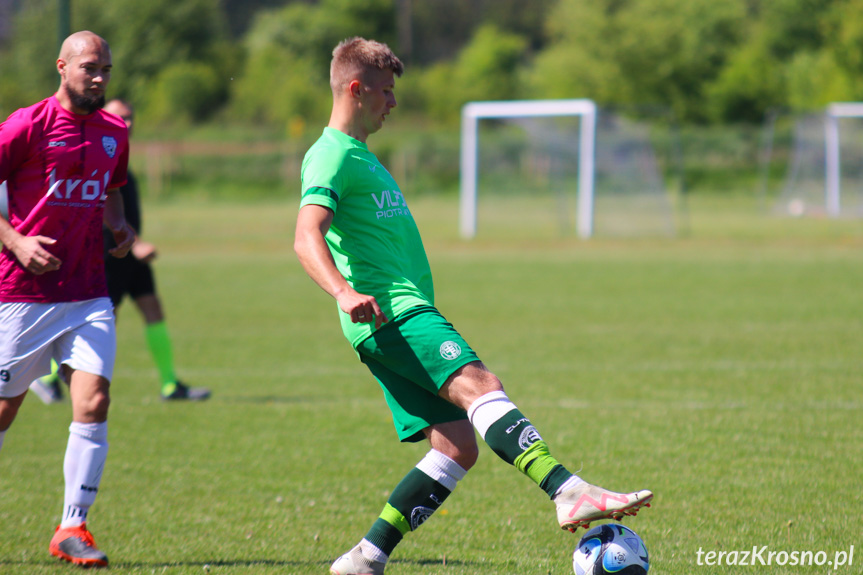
[349,80,362,99]
[57,58,66,78]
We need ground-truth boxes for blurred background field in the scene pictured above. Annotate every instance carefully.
[2,0,863,573]
[1,196,861,574]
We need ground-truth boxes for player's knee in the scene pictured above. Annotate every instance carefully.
[441,362,504,409]
[454,441,480,470]
[445,431,480,470]
[0,400,22,431]
[90,392,111,420]
[75,390,111,422]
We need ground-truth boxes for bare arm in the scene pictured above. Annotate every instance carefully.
[131,240,157,263]
[0,213,61,275]
[294,204,388,328]
[103,187,135,258]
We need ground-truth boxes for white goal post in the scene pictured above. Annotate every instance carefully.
[825,102,863,217]
[459,99,597,239]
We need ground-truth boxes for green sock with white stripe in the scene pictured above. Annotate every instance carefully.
[469,391,574,498]
[361,449,466,561]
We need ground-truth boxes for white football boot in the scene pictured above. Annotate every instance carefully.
[554,481,653,532]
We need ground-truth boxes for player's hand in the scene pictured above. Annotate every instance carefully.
[338,291,389,329]
[131,240,157,263]
[10,235,62,275]
[108,221,136,259]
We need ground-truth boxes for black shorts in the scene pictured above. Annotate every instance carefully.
[105,254,156,307]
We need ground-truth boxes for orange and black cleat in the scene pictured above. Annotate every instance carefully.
[49,523,108,568]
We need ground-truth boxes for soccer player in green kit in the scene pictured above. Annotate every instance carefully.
[294,37,653,575]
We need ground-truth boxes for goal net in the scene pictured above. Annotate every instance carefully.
[772,103,863,217]
[460,99,676,239]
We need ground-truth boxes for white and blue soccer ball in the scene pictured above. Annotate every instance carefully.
[573,523,649,575]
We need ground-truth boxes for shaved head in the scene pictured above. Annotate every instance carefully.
[59,31,109,62]
[56,31,113,115]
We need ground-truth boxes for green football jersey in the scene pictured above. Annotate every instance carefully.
[300,127,434,347]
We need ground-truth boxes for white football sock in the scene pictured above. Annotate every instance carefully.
[61,422,109,528]
[415,449,468,491]
[0,429,5,453]
[467,390,518,440]
[553,474,586,499]
[360,539,389,563]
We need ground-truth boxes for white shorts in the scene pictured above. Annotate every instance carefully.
[0,298,116,398]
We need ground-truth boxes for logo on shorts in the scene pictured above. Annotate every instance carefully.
[518,425,542,450]
[411,506,435,530]
[439,341,461,360]
[0,369,9,383]
[102,136,117,158]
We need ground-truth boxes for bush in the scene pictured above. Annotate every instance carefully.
[144,62,225,125]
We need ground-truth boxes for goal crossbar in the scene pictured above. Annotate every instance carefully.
[460,99,597,239]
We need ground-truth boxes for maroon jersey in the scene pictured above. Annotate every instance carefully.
[0,96,128,303]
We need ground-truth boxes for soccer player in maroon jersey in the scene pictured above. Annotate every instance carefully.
[29,99,211,403]
[0,31,135,568]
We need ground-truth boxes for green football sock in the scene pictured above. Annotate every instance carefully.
[44,359,60,383]
[144,321,176,391]
[484,409,572,498]
[364,453,461,558]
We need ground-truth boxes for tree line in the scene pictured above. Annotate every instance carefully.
[1,0,861,130]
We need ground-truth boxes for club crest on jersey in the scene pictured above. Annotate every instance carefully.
[102,136,117,158]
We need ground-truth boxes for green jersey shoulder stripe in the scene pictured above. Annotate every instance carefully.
[302,186,339,202]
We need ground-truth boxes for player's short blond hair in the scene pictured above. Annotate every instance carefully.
[330,37,404,94]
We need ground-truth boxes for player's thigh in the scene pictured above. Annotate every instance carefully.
[361,354,468,443]
[0,302,64,397]
[68,369,111,423]
[358,306,480,395]
[357,306,481,442]
[55,298,117,383]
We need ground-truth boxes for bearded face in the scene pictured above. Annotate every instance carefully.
[66,85,106,114]
[58,37,112,115]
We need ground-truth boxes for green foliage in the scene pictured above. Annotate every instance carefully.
[784,50,853,109]
[229,0,397,127]
[0,1,61,116]
[0,0,233,121]
[5,0,863,127]
[145,62,225,125]
[756,0,835,59]
[419,25,528,123]
[705,32,786,123]
[527,0,622,103]
[536,0,749,122]
[529,0,863,121]
[76,0,234,123]
[614,0,747,122]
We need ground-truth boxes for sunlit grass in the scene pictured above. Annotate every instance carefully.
[2,197,861,574]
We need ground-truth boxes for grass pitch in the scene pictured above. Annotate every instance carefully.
[1,195,861,574]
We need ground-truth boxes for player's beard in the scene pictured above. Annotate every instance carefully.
[67,86,105,114]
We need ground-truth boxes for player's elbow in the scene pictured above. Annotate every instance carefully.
[293,234,308,261]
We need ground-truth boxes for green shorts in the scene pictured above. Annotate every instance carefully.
[356,305,480,442]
